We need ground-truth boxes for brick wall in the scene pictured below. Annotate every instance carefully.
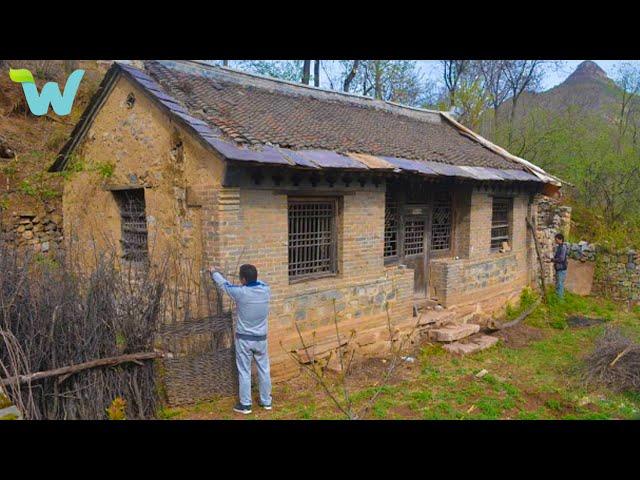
[430,188,531,311]
[200,185,415,379]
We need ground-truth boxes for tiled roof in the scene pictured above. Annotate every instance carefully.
[53,60,562,186]
[141,60,523,171]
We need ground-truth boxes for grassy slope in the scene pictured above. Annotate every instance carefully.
[0,61,106,225]
[161,291,640,420]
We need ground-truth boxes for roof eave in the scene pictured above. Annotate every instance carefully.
[49,64,121,172]
[440,112,567,187]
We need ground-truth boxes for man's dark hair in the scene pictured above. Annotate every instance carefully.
[555,233,565,241]
[239,264,258,284]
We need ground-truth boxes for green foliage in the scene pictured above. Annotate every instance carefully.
[505,287,538,321]
[34,253,60,269]
[94,162,115,179]
[492,97,640,247]
[235,60,305,82]
[59,154,86,180]
[1,164,17,176]
[19,179,38,196]
[18,174,60,200]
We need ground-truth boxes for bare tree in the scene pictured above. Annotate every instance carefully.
[477,60,509,135]
[614,62,640,151]
[441,60,471,108]
[502,60,555,146]
[283,297,421,420]
[342,60,361,92]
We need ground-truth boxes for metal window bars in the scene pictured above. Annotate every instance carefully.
[113,189,149,262]
[491,197,512,251]
[288,199,337,280]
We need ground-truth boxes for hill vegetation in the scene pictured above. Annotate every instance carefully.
[0,60,107,232]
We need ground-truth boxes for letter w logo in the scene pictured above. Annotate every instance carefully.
[10,68,84,116]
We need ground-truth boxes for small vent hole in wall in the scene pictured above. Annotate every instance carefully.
[126,92,136,109]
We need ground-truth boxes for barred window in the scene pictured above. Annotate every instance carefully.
[491,197,512,251]
[288,199,337,280]
[431,191,452,251]
[384,198,399,258]
[113,189,148,262]
[404,218,425,256]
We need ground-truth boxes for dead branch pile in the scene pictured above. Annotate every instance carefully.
[0,242,167,419]
[583,326,640,393]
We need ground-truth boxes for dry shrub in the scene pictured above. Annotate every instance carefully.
[106,397,127,420]
[0,242,167,419]
[583,326,640,393]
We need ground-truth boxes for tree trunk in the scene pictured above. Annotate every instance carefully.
[508,96,518,147]
[374,61,383,99]
[343,60,360,92]
[302,61,311,85]
[314,60,320,87]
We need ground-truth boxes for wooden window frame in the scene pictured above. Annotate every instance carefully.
[112,188,149,262]
[431,190,453,253]
[288,197,339,283]
[490,196,513,252]
[384,195,400,263]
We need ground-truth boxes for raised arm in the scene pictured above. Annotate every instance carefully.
[210,270,243,302]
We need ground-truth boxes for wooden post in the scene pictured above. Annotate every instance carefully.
[526,216,549,304]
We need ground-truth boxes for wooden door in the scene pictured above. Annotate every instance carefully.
[402,205,431,297]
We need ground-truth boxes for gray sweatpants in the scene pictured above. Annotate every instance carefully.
[235,337,272,407]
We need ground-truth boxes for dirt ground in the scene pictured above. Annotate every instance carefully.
[160,292,640,420]
[492,323,547,348]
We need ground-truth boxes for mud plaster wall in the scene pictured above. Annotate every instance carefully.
[62,76,225,315]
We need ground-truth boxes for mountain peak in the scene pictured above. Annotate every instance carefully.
[564,60,609,85]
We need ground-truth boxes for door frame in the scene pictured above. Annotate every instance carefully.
[401,204,432,297]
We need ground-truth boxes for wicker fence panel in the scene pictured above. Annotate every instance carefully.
[158,313,237,406]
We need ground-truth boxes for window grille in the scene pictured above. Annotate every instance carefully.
[113,189,148,262]
[288,199,337,280]
[491,197,512,251]
[404,218,425,256]
[431,191,452,251]
[384,198,399,258]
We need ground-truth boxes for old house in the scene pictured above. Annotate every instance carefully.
[50,60,562,396]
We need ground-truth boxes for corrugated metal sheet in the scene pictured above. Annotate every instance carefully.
[381,157,439,175]
[294,150,369,170]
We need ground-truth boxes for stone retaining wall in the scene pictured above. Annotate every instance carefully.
[0,202,63,254]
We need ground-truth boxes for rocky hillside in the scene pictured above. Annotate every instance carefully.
[499,61,624,123]
[0,60,107,252]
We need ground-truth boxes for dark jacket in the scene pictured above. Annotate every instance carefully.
[553,243,568,271]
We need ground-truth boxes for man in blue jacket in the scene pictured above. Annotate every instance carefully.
[550,233,569,299]
[210,264,272,414]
